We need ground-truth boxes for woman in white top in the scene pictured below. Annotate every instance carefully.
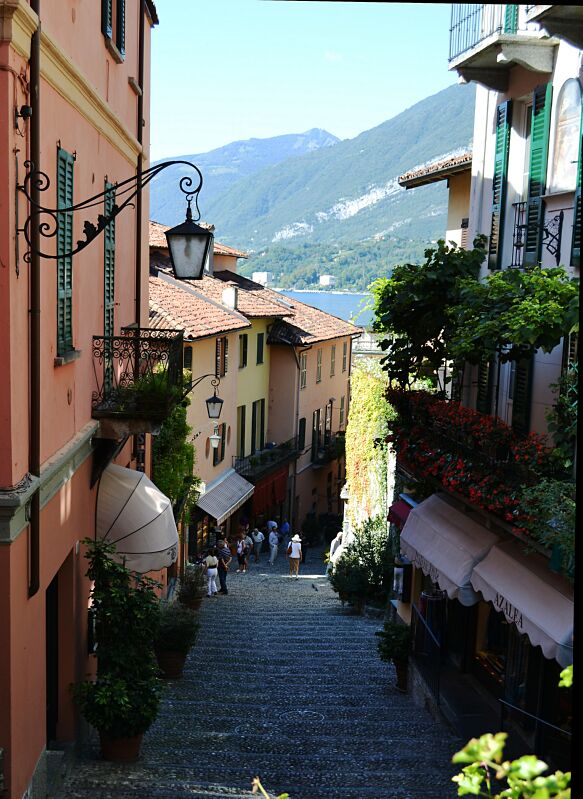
[204,547,219,596]
[287,534,302,578]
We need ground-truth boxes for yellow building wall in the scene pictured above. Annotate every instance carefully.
[235,319,271,456]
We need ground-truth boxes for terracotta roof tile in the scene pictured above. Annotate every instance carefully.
[149,220,247,258]
[212,271,361,345]
[148,274,250,340]
[398,151,472,188]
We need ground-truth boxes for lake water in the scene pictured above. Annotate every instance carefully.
[278,290,373,327]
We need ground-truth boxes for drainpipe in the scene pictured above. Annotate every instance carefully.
[135,0,145,329]
[290,345,311,532]
[28,1,41,597]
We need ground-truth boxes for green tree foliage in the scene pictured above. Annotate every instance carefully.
[371,237,486,387]
[153,390,201,525]
[345,360,395,522]
[450,266,579,365]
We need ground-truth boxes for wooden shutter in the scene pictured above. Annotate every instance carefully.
[102,0,113,38]
[561,332,578,371]
[259,398,265,450]
[239,405,246,458]
[57,147,74,356]
[523,84,553,267]
[298,418,306,450]
[116,0,125,57]
[476,360,494,414]
[215,338,221,377]
[488,101,512,270]
[570,103,583,267]
[223,337,228,374]
[511,356,534,436]
[504,4,519,33]
[103,181,115,391]
[251,401,258,455]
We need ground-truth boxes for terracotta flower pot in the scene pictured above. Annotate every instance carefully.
[393,659,408,693]
[156,649,187,678]
[181,597,202,611]
[99,732,143,762]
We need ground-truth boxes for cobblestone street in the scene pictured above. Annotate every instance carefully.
[56,547,461,799]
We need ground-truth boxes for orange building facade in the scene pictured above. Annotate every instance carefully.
[0,3,164,797]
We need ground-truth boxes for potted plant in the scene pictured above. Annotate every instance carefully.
[154,600,200,678]
[375,619,412,692]
[73,538,161,761]
[177,562,206,609]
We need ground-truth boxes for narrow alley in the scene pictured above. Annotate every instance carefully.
[55,548,461,799]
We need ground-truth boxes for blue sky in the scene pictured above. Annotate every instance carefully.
[150,1,456,162]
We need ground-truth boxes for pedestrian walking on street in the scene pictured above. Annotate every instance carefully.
[236,531,249,573]
[287,534,302,578]
[268,526,279,565]
[203,547,219,596]
[216,538,232,594]
[280,518,290,547]
[251,527,265,562]
[244,530,254,563]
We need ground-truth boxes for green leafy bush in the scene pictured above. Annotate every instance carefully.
[375,620,412,663]
[154,600,199,655]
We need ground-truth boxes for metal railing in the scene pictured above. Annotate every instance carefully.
[91,327,184,421]
[449,4,527,62]
[311,432,345,467]
[499,698,572,769]
[511,201,527,267]
[233,436,299,479]
[411,602,442,705]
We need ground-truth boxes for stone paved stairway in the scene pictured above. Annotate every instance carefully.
[56,548,461,799]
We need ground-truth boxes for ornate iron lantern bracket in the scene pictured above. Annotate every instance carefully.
[17,159,204,263]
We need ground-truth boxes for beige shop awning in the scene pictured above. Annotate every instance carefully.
[400,494,500,606]
[196,468,254,525]
[96,464,178,574]
[471,540,574,667]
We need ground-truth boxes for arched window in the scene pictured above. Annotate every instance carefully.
[548,78,582,194]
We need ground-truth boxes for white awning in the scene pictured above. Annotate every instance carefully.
[196,468,254,525]
[96,464,178,574]
[471,540,574,667]
[400,494,500,606]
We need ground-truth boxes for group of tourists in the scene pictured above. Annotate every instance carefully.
[198,518,308,596]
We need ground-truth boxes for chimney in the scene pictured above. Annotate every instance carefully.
[222,285,238,310]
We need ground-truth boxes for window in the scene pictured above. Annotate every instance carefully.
[57,147,74,356]
[339,396,345,428]
[523,84,553,268]
[311,409,321,460]
[488,100,512,270]
[183,346,193,371]
[549,79,581,194]
[251,399,265,453]
[102,0,125,61]
[316,348,322,383]
[212,423,226,466]
[324,402,332,444]
[330,345,336,376]
[300,352,307,389]
[239,334,248,368]
[215,336,228,377]
[298,417,306,450]
[342,341,348,372]
[256,332,264,364]
[237,405,246,458]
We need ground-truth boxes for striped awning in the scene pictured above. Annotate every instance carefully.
[196,468,254,525]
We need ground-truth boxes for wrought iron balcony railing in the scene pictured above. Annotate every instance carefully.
[233,436,300,480]
[511,200,527,268]
[449,4,529,63]
[92,328,184,425]
[311,432,345,467]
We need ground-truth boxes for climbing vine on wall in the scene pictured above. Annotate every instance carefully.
[344,359,395,526]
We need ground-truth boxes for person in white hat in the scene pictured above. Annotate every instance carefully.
[287,534,302,578]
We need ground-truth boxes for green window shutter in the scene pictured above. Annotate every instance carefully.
[511,356,534,436]
[504,5,519,34]
[488,100,512,270]
[57,147,74,356]
[523,83,553,267]
[116,0,125,56]
[570,103,583,267]
[298,417,306,450]
[259,398,265,450]
[223,337,229,374]
[476,360,494,414]
[561,332,578,371]
[251,402,257,455]
[102,0,113,38]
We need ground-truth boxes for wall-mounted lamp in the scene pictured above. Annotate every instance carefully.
[18,159,212,280]
[209,424,221,450]
[183,374,223,419]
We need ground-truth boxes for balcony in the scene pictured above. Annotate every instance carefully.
[511,200,527,268]
[92,328,184,437]
[311,432,345,468]
[449,4,557,91]
[525,5,583,49]
[233,437,300,481]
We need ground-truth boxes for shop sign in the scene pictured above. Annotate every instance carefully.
[495,592,523,629]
